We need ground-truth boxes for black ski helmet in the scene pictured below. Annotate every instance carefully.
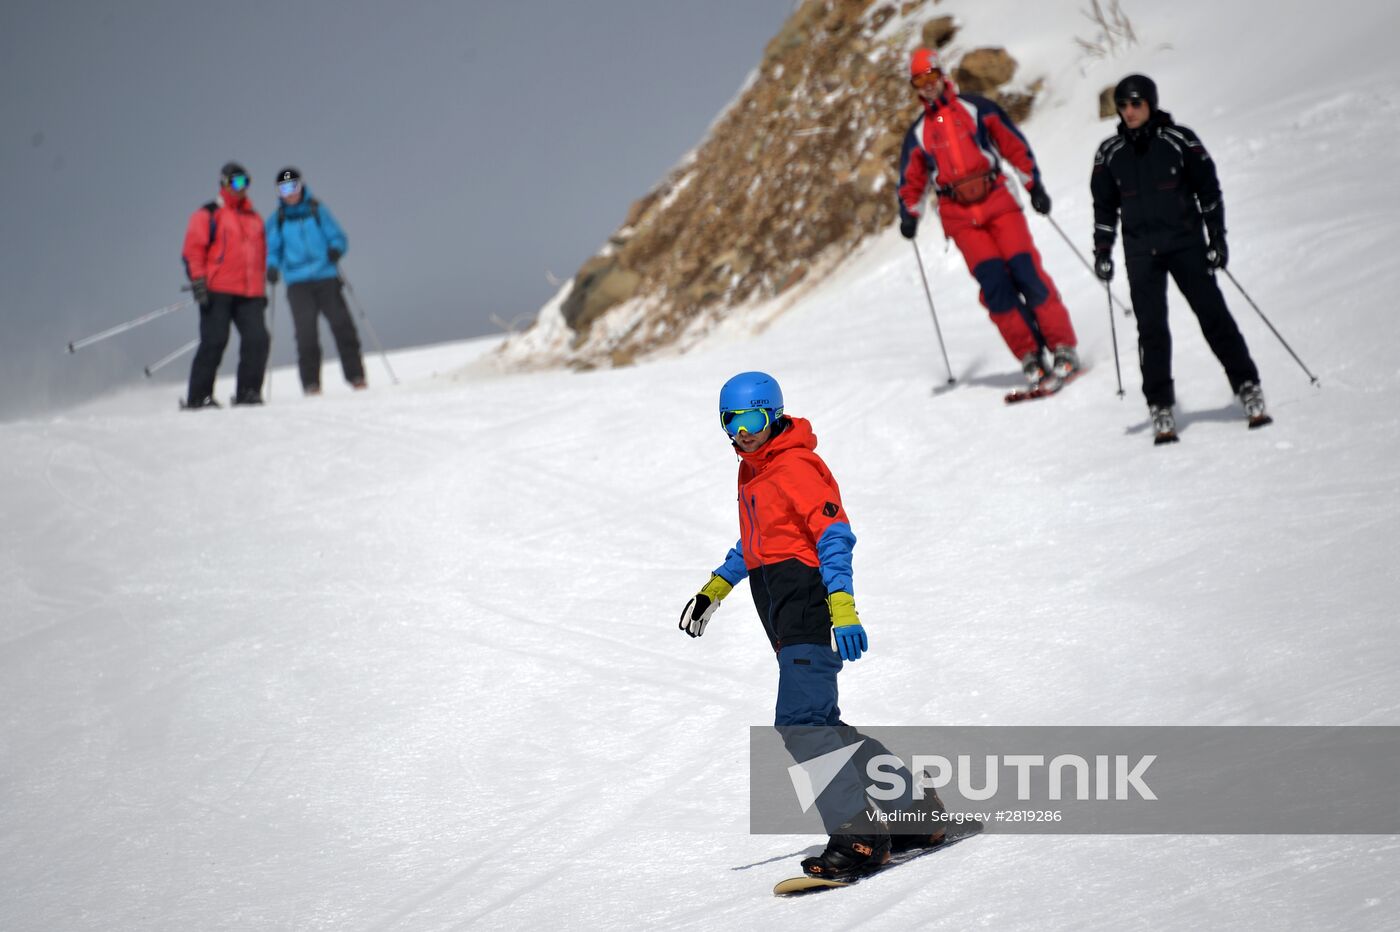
[276,167,302,184]
[220,161,249,183]
[1113,74,1158,111]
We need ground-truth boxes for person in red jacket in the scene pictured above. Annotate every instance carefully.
[897,48,1079,390]
[181,162,270,408]
[678,372,962,882]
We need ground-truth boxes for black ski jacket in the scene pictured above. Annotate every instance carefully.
[1091,110,1225,259]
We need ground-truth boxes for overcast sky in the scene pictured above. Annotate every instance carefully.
[0,0,796,419]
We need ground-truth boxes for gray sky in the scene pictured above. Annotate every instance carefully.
[0,0,796,419]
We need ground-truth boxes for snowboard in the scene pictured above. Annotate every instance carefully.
[772,824,982,896]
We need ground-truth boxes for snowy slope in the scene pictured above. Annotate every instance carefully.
[5,2,1400,930]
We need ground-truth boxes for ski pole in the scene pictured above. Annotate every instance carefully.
[1103,283,1125,398]
[910,240,955,385]
[336,266,400,385]
[264,285,277,401]
[1221,269,1319,386]
[1043,215,1134,318]
[65,297,193,354]
[143,338,199,377]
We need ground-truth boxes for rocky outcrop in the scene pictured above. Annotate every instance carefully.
[501,0,1042,369]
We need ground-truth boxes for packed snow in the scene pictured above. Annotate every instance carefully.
[4,1,1399,929]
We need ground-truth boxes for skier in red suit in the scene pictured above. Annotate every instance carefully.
[897,48,1079,389]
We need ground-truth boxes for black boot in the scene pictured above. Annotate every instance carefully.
[800,813,891,880]
[890,788,950,852]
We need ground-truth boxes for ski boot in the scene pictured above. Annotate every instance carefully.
[1020,350,1049,390]
[1051,344,1081,381]
[1237,381,1272,429]
[1150,404,1179,445]
[801,812,891,881]
[231,389,264,407]
[180,395,220,411]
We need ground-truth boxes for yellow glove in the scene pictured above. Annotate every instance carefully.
[828,591,868,661]
[679,575,733,638]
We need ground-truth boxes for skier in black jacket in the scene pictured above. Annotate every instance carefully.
[1091,74,1269,443]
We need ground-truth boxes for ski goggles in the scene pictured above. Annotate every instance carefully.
[277,178,302,197]
[721,407,771,438]
[910,68,944,90]
[1116,96,1148,110]
[226,173,250,192]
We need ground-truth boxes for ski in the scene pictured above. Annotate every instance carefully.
[1004,367,1084,405]
[772,824,982,896]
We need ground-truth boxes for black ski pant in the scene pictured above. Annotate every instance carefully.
[187,292,269,403]
[1125,244,1258,408]
[286,277,365,390]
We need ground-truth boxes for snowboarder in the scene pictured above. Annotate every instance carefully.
[897,48,1081,390]
[182,162,270,408]
[265,167,366,395]
[1091,74,1269,444]
[678,371,948,882]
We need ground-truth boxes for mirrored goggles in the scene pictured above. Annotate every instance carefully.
[721,407,771,438]
[910,68,943,91]
[227,173,250,192]
[277,179,302,197]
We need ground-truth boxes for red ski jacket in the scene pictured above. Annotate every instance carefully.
[182,188,267,298]
[897,84,1043,233]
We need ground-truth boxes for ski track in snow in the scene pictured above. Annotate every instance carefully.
[5,3,1400,929]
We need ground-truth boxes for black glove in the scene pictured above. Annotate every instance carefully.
[327,247,342,264]
[266,267,280,285]
[191,277,209,305]
[1029,181,1052,216]
[899,215,919,240]
[1205,232,1228,270]
[1094,249,1114,282]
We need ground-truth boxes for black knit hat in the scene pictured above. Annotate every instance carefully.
[276,166,301,184]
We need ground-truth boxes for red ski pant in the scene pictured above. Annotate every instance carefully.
[944,203,1077,360]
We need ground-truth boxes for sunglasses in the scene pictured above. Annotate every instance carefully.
[910,69,944,91]
[227,174,250,192]
[721,407,772,438]
[277,179,302,197]
[1116,97,1148,110]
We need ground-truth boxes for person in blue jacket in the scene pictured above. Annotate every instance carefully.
[265,167,366,394]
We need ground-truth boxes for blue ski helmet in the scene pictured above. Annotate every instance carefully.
[718,371,784,437]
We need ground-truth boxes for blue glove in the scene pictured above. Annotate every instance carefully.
[828,592,868,661]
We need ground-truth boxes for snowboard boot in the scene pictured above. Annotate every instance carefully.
[1051,344,1081,381]
[890,788,950,853]
[1237,381,1272,428]
[800,812,891,881]
[1020,350,1049,389]
[1150,404,1179,445]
